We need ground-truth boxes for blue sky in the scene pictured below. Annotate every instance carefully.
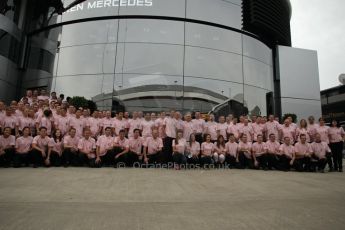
[290,0,345,90]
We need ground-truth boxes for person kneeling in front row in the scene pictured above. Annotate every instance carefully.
[77,128,97,167]
[237,134,253,169]
[14,127,33,167]
[143,129,164,166]
[252,134,268,170]
[113,129,130,167]
[310,133,332,173]
[95,127,115,167]
[294,134,312,172]
[277,136,295,171]
[172,130,187,170]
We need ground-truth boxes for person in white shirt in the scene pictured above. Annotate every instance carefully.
[172,130,187,169]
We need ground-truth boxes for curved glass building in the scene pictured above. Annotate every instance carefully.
[0,0,322,119]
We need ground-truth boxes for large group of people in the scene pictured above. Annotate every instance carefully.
[0,89,344,172]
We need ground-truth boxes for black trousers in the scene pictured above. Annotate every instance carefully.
[49,151,62,167]
[238,152,253,169]
[187,156,200,165]
[330,142,343,170]
[62,148,79,166]
[13,152,31,167]
[96,150,115,167]
[254,154,268,169]
[200,156,213,167]
[113,147,128,166]
[126,151,140,167]
[172,152,187,165]
[266,153,279,170]
[78,153,96,168]
[276,155,292,171]
[0,148,15,167]
[163,136,174,163]
[31,149,47,167]
[225,155,237,168]
[311,157,327,171]
[294,157,311,172]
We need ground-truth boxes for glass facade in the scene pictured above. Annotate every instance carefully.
[2,0,277,116]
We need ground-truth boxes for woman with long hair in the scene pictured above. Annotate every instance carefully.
[200,134,214,168]
[47,129,63,167]
[213,135,226,165]
[296,119,310,143]
[186,133,200,166]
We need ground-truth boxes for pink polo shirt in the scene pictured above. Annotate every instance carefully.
[164,117,177,138]
[128,118,142,138]
[265,141,280,155]
[96,135,114,156]
[217,123,228,140]
[311,141,331,159]
[238,141,252,159]
[328,127,345,143]
[32,135,51,152]
[294,142,312,158]
[18,117,35,131]
[316,125,330,144]
[154,118,166,138]
[252,123,264,141]
[36,116,53,135]
[186,141,200,156]
[228,125,240,140]
[69,117,85,137]
[144,137,163,155]
[213,142,226,155]
[128,137,144,154]
[296,128,311,143]
[87,117,101,137]
[15,136,33,153]
[78,137,96,158]
[141,120,154,139]
[183,121,194,141]
[264,121,280,139]
[279,125,296,143]
[307,124,318,142]
[225,141,238,157]
[101,118,113,130]
[49,138,63,154]
[113,118,127,136]
[279,144,295,158]
[114,136,129,149]
[2,115,19,129]
[172,138,187,154]
[192,119,205,134]
[55,116,69,136]
[0,135,15,149]
[239,125,254,142]
[252,142,266,157]
[63,135,80,149]
[205,121,218,141]
[201,142,214,156]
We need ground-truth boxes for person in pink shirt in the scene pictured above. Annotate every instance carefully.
[172,130,187,169]
[328,120,345,172]
[192,111,205,144]
[265,133,281,170]
[316,117,330,144]
[87,110,101,138]
[0,127,16,167]
[78,128,97,167]
[31,127,51,168]
[217,116,228,141]
[2,107,19,136]
[143,129,163,165]
[228,118,240,141]
[252,116,264,142]
[163,110,177,162]
[186,133,200,166]
[113,129,129,167]
[55,108,69,136]
[62,128,80,167]
[113,111,127,136]
[36,109,54,136]
[205,114,218,142]
[307,116,318,142]
[200,134,214,167]
[225,133,238,168]
[252,134,268,170]
[18,109,35,135]
[127,129,144,166]
[296,119,311,143]
[294,134,313,172]
[95,127,115,167]
[279,119,296,144]
[128,111,142,138]
[68,109,86,138]
[264,115,280,140]
[100,111,113,135]
[47,129,63,167]
[311,133,332,173]
[183,113,194,141]
[278,137,295,171]
[154,112,166,139]
[213,135,226,165]
[14,127,33,167]
[239,119,254,143]
[237,134,253,169]
[141,113,155,140]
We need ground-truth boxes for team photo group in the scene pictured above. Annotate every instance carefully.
[0,89,344,172]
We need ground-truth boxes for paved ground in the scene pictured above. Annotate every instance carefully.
[0,167,344,230]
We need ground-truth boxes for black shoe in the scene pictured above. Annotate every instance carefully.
[339,169,343,172]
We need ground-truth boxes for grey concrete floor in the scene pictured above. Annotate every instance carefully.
[0,167,344,230]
